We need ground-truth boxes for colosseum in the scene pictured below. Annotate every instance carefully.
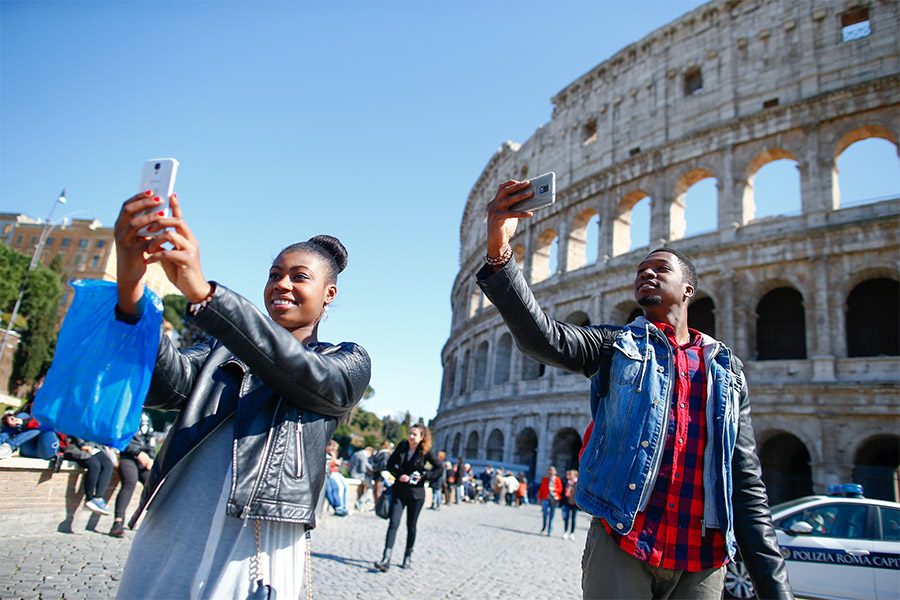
[432,0,899,504]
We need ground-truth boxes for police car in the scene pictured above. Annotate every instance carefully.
[725,484,900,599]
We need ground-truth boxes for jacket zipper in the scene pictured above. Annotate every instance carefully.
[240,397,283,520]
[295,419,303,478]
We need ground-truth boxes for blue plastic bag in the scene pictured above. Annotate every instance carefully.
[32,279,163,451]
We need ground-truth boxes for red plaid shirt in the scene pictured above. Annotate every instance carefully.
[605,323,728,571]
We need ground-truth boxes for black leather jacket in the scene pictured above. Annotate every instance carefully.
[124,284,371,530]
[476,259,792,599]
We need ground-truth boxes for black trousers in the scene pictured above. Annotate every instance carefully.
[114,455,150,520]
[383,491,425,552]
[66,451,114,500]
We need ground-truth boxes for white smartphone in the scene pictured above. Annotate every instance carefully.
[136,158,179,236]
[510,171,556,212]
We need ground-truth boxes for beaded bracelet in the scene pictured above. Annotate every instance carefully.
[187,281,217,316]
[484,245,513,268]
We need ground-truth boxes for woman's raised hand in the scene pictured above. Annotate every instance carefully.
[143,194,211,303]
[114,191,165,314]
[485,179,534,265]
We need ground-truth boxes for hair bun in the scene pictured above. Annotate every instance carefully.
[308,235,348,274]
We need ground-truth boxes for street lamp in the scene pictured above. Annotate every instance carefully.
[0,189,68,364]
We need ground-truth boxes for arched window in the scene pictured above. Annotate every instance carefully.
[493,333,513,385]
[835,137,900,209]
[465,431,480,460]
[747,156,802,220]
[613,191,650,256]
[760,433,813,505]
[486,429,504,462]
[459,348,470,393]
[756,287,806,360]
[532,229,559,283]
[568,209,600,270]
[522,353,543,381]
[451,432,461,458]
[474,341,489,388]
[675,172,718,239]
[515,428,538,481]
[442,352,457,400]
[688,296,715,338]
[846,278,900,357]
[550,428,583,472]
[853,436,900,501]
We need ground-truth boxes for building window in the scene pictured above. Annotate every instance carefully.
[73,254,85,268]
[91,255,100,268]
[842,7,871,42]
[79,238,88,248]
[684,68,703,96]
[29,235,38,245]
[96,240,105,249]
[46,237,54,246]
[61,238,70,247]
[15,234,23,245]
[2,224,10,234]
[59,293,69,306]
[583,119,598,145]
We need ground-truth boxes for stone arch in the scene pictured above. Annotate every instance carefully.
[760,431,814,504]
[743,148,802,222]
[613,189,651,257]
[846,278,900,357]
[473,340,490,388]
[515,427,539,481]
[451,431,462,458]
[688,294,716,338]
[832,125,900,209]
[672,168,717,241]
[550,427,583,472]
[486,428,504,462]
[512,243,525,268]
[564,310,591,327]
[468,283,483,318]
[442,351,457,401]
[532,229,559,283]
[521,351,543,381]
[756,286,807,360]
[465,430,480,460]
[569,207,600,271]
[459,347,471,393]
[610,299,641,327]
[852,434,900,502]
[493,332,513,385]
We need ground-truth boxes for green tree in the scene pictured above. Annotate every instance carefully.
[162,293,203,349]
[7,260,62,393]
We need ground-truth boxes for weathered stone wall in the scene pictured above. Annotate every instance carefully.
[435,0,899,501]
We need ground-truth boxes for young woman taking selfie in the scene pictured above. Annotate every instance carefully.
[113,192,371,600]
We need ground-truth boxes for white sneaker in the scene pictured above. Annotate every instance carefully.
[0,443,13,460]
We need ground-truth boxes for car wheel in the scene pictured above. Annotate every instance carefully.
[724,560,757,599]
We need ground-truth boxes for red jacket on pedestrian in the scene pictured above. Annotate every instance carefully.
[537,474,563,501]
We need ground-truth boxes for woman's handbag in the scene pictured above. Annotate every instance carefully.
[31,280,163,451]
[375,485,392,519]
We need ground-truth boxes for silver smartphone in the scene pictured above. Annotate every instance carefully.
[136,158,179,236]
[510,171,556,212]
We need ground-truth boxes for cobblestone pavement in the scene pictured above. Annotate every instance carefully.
[2,500,587,599]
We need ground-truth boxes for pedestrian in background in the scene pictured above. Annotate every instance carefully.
[515,473,528,506]
[538,466,563,536]
[113,193,371,599]
[371,440,393,504]
[429,452,446,510]
[348,445,374,510]
[374,424,443,572]
[561,469,579,540]
[109,412,156,538]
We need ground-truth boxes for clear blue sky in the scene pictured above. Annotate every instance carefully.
[2,1,897,422]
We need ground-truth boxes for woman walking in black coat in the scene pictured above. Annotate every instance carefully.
[374,424,443,572]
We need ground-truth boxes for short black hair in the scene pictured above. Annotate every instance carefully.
[277,235,348,283]
[646,247,698,289]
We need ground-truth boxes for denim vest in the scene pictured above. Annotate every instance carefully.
[574,316,743,560]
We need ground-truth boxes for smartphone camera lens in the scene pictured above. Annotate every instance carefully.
[154,163,161,170]
[539,184,549,194]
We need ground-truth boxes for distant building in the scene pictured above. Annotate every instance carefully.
[434,0,900,503]
[1,213,181,326]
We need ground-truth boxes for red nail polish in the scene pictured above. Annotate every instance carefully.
[144,190,153,196]
[153,196,162,203]
[157,211,165,216]
[172,193,177,200]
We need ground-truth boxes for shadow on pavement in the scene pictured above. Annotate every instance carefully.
[478,523,547,537]
[311,552,379,572]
